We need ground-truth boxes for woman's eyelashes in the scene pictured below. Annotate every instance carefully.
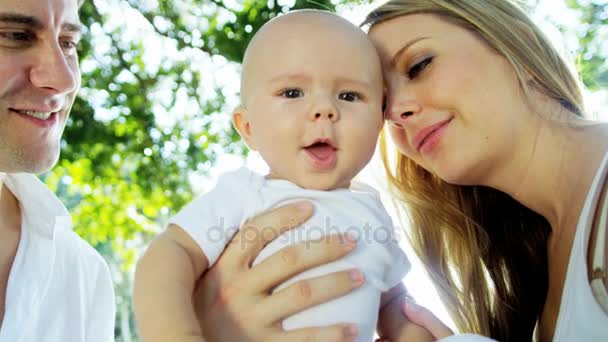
[407,56,433,79]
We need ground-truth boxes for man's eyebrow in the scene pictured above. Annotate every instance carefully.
[62,22,83,34]
[0,13,44,29]
[390,37,431,67]
[0,13,83,34]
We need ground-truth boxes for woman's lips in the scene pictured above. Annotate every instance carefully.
[412,117,453,153]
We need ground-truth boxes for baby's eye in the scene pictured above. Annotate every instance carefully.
[407,56,433,79]
[280,88,304,98]
[338,91,362,102]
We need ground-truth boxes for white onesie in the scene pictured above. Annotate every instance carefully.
[169,167,410,342]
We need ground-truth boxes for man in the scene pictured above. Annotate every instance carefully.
[0,0,115,341]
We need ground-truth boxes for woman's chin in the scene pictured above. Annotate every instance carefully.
[432,166,479,186]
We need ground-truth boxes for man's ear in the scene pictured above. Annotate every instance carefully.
[232,107,256,150]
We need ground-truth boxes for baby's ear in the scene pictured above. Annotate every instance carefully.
[232,107,256,150]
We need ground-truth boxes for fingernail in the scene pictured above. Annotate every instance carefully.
[296,201,312,212]
[343,324,359,337]
[349,269,365,284]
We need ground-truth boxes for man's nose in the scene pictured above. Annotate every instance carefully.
[29,44,79,94]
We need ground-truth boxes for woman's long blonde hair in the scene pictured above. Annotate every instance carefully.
[363,0,585,340]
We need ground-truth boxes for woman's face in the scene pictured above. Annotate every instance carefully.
[369,14,532,185]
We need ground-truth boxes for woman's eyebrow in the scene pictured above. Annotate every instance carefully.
[390,36,431,67]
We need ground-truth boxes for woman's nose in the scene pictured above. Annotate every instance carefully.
[385,91,421,127]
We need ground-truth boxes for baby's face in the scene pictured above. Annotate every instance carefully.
[237,13,384,190]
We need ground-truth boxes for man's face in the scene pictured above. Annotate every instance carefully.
[0,0,81,174]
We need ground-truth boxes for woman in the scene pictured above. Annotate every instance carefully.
[363,0,608,341]
[192,1,608,341]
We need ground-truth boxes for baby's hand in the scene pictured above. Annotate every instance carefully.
[400,298,453,340]
[377,285,435,342]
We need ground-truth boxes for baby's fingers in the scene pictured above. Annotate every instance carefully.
[402,299,453,340]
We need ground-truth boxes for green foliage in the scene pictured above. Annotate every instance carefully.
[47,0,371,340]
[565,0,608,89]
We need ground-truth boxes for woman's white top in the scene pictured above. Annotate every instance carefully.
[441,152,608,342]
[552,150,608,341]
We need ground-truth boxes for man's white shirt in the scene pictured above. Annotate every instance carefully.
[0,173,115,342]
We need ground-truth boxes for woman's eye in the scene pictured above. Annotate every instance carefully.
[407,56,433,79]
[338,91,361,102]
[280,89,304,98]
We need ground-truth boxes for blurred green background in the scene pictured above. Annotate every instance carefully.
[44,0,607,340]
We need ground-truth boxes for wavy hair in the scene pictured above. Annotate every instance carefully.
[364,0,585,340]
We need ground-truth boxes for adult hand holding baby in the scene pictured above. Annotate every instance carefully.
[192,201,363,342]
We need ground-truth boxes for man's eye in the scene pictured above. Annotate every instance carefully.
[60,40,80,55]
[0,31,34,43]
[338,91,361,102]
[407,56,433,79]
[281,89,304,98]
[61,40,78,49]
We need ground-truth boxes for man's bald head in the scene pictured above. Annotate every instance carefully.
[239,10,380,107]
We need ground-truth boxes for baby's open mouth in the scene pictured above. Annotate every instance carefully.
[303,140,338,170]
[304,141,336,160]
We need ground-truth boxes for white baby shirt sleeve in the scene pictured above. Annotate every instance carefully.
[356,183,410,290]
[382,231,410,288]
[167,169,250,266]
[439,334,498,342]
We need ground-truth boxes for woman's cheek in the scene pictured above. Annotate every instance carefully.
[388,125,415,158]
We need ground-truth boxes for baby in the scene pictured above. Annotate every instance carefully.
[135,10,430,342]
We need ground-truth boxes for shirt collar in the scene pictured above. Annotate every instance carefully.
[1,172,71,238]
